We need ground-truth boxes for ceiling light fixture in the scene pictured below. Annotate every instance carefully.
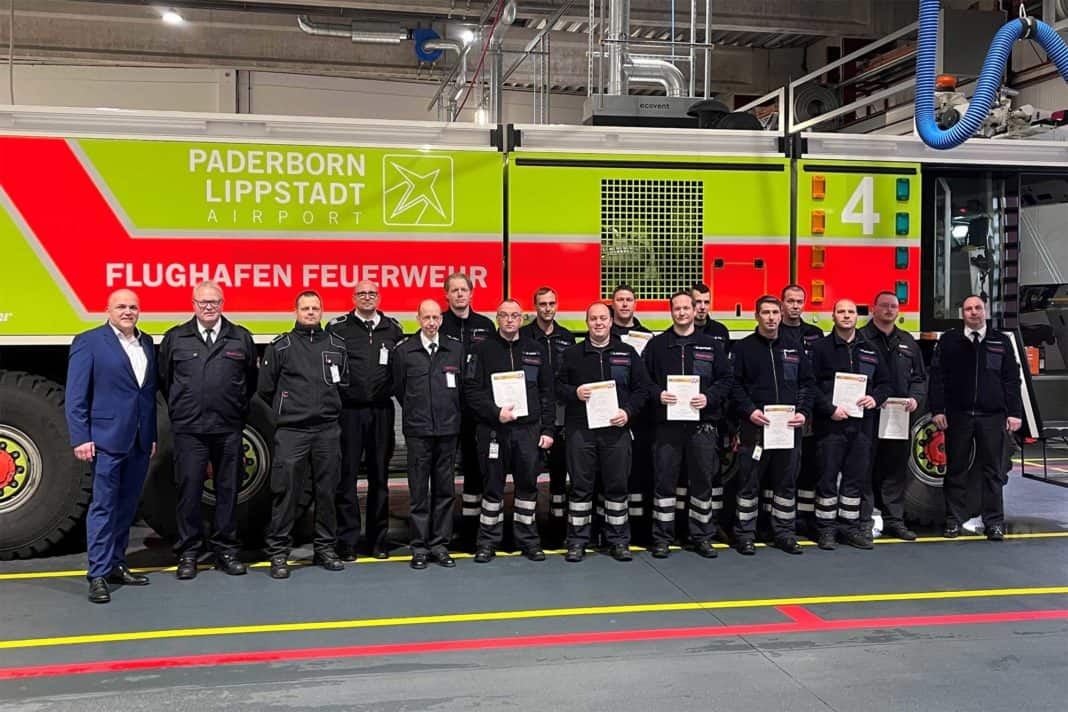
[460,29,475,45]
[161,9,185,25]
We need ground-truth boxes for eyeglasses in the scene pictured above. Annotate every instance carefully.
[497,312,523,320]
[355,291,379,298]
[193,300,222,309]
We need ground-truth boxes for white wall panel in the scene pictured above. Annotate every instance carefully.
[0,65,236,112]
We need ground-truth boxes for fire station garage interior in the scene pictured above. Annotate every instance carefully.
[2,1,1068,710]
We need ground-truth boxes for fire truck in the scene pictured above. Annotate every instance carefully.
[0,105,1047,559]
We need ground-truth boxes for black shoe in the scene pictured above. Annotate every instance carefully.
[88,577,111,604]
[817,531,837,550]
[410,552,428,570]
[269,556,290,579]
[884,524,918,541]
[776,537,804,555]
[650,543,670,559]
[107,565,150,586]
[695,540,719,559]
[335,544,358,562]
[609,544,632,562]
[215,553,247,576]
[314,550,345,571]
[986,524,1005,541]
[371,547,390,560]
[564,545,585,563]
[432,550,456,568]
[523,548,546,562]
[943,522,961,539]
[176,557,198,580]
[839,528,874,550]
[474,547,495,564]
[735,539,756,556]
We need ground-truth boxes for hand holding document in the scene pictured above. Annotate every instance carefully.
[763,405,796,450]
[878,397,911,440]
[832,372,868,418]
[666,375,701,421]
[491,371,529,418]
[621,330,652,356]
[584,380,619,429]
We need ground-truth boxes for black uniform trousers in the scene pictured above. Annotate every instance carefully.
[476,422,542,552]
[864,437,911,528]
[795,432,819,536]
[815,420,873,534]
[406,434,457,555]
[546,424,568,545]
[651,422,720,546]
[565,426,631,548]
[172,430,242,558]
[735,427,799,543]
[337,401,394,551]
[943,412,1006,527]
[458,415,483,542]
[265,423,341,559]
[626,423,655,546]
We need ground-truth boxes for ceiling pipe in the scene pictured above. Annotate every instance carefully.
[296,15,408,44]
[489,1,518,47]
[606,0,630,96]
[625,56,685,97]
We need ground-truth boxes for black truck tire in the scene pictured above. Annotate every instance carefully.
[0,370,92,560]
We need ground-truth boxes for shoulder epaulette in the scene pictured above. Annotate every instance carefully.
[327,314,348,326]
[444,333,461,342]
[272,333,291,350]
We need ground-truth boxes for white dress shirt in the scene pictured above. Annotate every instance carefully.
[199,320,221,345]
[965,325,987,342]
[420,331,440,356]
[109,323,147,387]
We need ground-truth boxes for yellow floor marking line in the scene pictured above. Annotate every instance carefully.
[3,532,1068,581]
[2,585,1067,651]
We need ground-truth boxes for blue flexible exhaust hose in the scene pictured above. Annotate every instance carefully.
[915,0,1068,149]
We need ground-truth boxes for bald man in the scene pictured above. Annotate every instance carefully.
[392,300,463,569]
[809,299,890,551]
[65,289,158,604]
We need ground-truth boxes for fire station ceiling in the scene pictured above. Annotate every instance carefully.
[6,0,920,97]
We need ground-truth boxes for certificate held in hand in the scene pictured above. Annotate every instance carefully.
[763,404,796,450]
[491,371,529,418]
[832,372,868,418]
[621,330,652,356]
[878,398,911,440]
[666,375,701,421]
[584,380,619,429]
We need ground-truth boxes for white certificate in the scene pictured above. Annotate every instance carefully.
[832,372,868,418]
[763,404,796,450]
[878,398,911,440]
[666,375,701,421]
[621,330,652,356]
[491,370,529,418]
[585,380,619,429]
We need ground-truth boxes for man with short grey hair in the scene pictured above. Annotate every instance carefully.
[159,281,258,579]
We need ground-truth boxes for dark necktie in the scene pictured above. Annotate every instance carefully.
[972,332,980,345]
[205,330,214,347]
[365,319,375,332]
[428,342,437,358]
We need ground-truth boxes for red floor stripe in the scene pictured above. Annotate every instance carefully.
[3,608,1066,681]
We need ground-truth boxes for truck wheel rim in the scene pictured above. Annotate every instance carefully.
[202,426,270,506]
[0,425,43,514]
[911,417,947,486]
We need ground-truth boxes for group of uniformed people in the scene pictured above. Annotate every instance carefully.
[67,274,1024,602]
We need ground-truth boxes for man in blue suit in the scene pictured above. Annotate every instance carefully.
[65,288,157,604]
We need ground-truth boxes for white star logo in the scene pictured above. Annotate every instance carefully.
[382,154,454,226]
[386,163,446,222]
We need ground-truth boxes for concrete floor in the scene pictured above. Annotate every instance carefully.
[1,469,1067,711]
